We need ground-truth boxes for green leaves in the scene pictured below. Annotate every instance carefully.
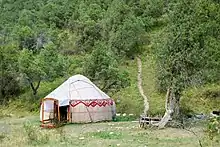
[155,0,220,92]
[19,49,44,82]
[108,16,145,57]
[207,116,220,141]
[83,41,130,94]
[18,42,67,95]
[0,42,20,100]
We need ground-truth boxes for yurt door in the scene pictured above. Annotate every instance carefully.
[42,98,60,123]
[53,101,59,122]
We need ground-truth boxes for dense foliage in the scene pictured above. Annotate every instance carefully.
[83,41,130,94]
[156,0,220,91]
[155,0,220,117]
[1,0,162,102]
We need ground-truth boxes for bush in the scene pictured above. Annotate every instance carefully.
[23,122,49,145]
[206,116,220,141]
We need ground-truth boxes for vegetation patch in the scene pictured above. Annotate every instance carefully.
[0,133,6,141]
[89,131,123,140]
[206,116,220,141]
[114,115,137,122]
[23,122,49,145]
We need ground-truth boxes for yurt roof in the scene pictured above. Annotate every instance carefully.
[45,74,110,106]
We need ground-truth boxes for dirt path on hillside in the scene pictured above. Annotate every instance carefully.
[137,56,149,115]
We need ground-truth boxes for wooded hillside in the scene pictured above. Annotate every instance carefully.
[1,0,220,118]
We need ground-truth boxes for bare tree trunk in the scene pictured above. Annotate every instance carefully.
[155,86,181,128]
[28,79,41,96]
[155,87,173,128]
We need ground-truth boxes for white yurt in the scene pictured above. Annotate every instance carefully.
[40,74,116,124]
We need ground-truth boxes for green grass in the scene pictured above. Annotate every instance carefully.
[89,131,123,139]
[141,53,165,116]
[112,59,143,115]
[114,115,137,122]
[0,116,219,147]
[181,84,220,114]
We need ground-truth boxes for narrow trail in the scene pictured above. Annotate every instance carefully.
[137,56,149,115]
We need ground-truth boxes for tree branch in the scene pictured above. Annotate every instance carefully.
[35,80,41,92]
[27,78,41,95]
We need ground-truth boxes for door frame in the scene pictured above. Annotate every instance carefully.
[41,98,60,124]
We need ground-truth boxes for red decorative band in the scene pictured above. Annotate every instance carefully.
[70,99,114,107]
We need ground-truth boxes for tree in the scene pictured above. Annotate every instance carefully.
[0,42,20,103]
[68,0,105,52]
[103,0,145,57]
[83,41,130,94]
[39,0,75,29]
[155,0,220,128]
[18,43,67,95]
[108,16,145,57]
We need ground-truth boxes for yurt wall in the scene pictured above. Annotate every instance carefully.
[69,99,115,123]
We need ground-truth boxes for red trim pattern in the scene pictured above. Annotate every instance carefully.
[70,99,114,107]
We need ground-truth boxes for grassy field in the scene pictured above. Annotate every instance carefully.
[0,116,219,147]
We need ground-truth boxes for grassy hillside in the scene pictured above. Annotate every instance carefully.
[112,59,143,115]
[181,84,220,114]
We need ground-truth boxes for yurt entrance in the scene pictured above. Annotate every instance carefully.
[41,98,60,127]
[59,105,69,122]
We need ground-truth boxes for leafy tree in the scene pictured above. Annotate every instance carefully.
[83,41,130,94]
[69,0,104,52]
[155,0,220,127]
[108,16,145,57]
[0,42,20,103]
[18,43,67,95]
[39,0,75,29]
[103,0,145,57]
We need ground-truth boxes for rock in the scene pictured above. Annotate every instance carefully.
[122,113,126,116]
[108,123,114,126]
[79,137,85,140]
[116,113,121,116]
[109,132,114,135]
[194,113,206,119]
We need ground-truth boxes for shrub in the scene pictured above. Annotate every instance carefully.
[207,116,220,141]
[23,122,49,145]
